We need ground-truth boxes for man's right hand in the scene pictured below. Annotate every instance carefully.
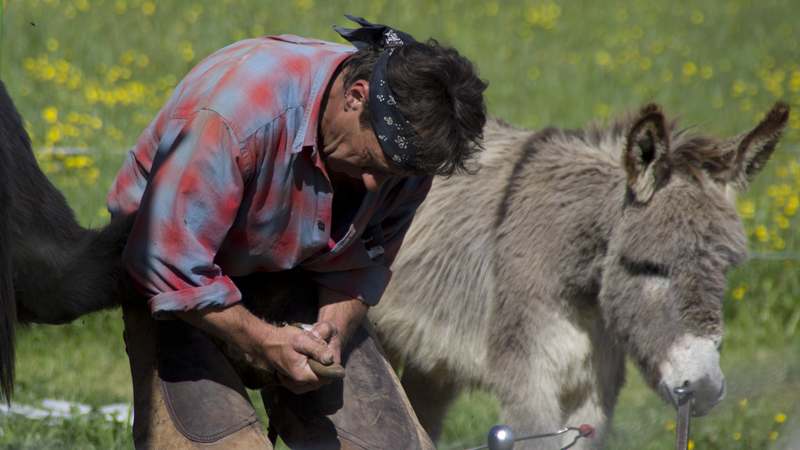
[257,323,335,394]
[176,303,335,394]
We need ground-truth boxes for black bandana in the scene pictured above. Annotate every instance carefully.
[334,15,419,171]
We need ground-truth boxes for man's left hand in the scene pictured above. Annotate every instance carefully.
[313,288,370,365]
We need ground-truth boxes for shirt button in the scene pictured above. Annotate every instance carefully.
[317,220,325,231]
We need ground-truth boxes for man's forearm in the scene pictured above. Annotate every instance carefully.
[176,303,273,355]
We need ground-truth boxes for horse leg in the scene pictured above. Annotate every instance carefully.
[400,363,461,443]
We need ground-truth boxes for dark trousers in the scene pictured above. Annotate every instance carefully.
[121,272,434,450]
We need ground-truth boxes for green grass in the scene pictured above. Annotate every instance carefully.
[1,0,799,448]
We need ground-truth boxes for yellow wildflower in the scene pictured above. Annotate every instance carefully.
[42,65,56,81]
[775,412,787,424]
[739,398,748,410]
[594,103,610,119]
[46,38,59,52]
[97,208,110,220]
[46,126,62,144]
[785,195,798,216]
[732,80,747,97]
[595,51,612,68]
[769,431,779,441]
[293,0,313,11]
[732,285,746,301]
[63,124,79,138]
[42,106,58,124]
[775,214,790,229]
[142,1,156,15]
[86,167,101,184]
[738,199,755,219]
[790,70,800,93]
[121,50,135,66]
[733,431,741,441]
[64,155,92,170]
[683,62,697,78]
[687,439,695,450]
[180,42,195,62]
[754,225,768,242]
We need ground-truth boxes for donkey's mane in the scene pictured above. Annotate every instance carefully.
[485,111,735,181]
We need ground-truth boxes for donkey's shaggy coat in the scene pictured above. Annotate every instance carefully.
[371,104,789,448]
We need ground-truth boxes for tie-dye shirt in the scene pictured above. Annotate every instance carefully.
[106,35,432,315]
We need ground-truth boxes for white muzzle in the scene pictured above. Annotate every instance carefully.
[658,334,725,416]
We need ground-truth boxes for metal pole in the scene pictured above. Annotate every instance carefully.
[674,384,693,450]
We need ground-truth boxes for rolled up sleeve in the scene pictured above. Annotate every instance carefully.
[122,109,246,317]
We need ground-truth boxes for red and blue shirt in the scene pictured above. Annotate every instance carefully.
[107,35,432,315]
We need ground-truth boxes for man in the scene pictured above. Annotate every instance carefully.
[107,16,487,449]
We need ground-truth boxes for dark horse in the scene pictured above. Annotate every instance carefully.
[0,81,133,400]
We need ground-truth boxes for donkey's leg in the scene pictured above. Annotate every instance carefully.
[559,396,607,450]
[493,375,563,450]
[559,330,626,449]
[486,301,620,450]
[400,363,461,443]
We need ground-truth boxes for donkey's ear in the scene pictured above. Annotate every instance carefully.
[624,104,670,203]
[725,102,790,190]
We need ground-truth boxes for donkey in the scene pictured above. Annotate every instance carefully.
[371,103,789,448]
[0,81,133,401]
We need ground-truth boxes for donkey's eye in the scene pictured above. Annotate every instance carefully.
[620,255,670,277]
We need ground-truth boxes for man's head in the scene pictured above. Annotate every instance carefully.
[320,39,488,191]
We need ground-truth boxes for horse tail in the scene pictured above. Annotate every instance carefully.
[0,81,20,400]
[0,167,12,403]
[0,82,135,401]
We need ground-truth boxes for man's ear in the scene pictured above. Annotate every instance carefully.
[344,79,370,113]
[623,104,671,203]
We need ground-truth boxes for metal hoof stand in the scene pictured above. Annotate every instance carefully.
[464,385,695,450]
[465,423,595,450]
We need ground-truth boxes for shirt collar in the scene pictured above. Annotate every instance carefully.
[293,51,353,155]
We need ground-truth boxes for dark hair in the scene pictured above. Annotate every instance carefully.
[341,39,488,176]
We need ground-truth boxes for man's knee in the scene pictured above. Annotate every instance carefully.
[122,303,271,449]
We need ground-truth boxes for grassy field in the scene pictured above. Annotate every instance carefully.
[2,0,799,448]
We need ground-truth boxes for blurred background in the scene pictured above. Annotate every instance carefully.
[1,0,798,448]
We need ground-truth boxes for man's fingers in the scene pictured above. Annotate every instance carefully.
[291,330,335,365]
[310,321,338,342]
[277,370,330,394]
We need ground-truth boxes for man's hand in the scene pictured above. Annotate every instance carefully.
[261,324,336,393]
[176,304,335,394]
[315,288,370,365]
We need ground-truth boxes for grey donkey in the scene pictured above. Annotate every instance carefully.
[370,102,790,448]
